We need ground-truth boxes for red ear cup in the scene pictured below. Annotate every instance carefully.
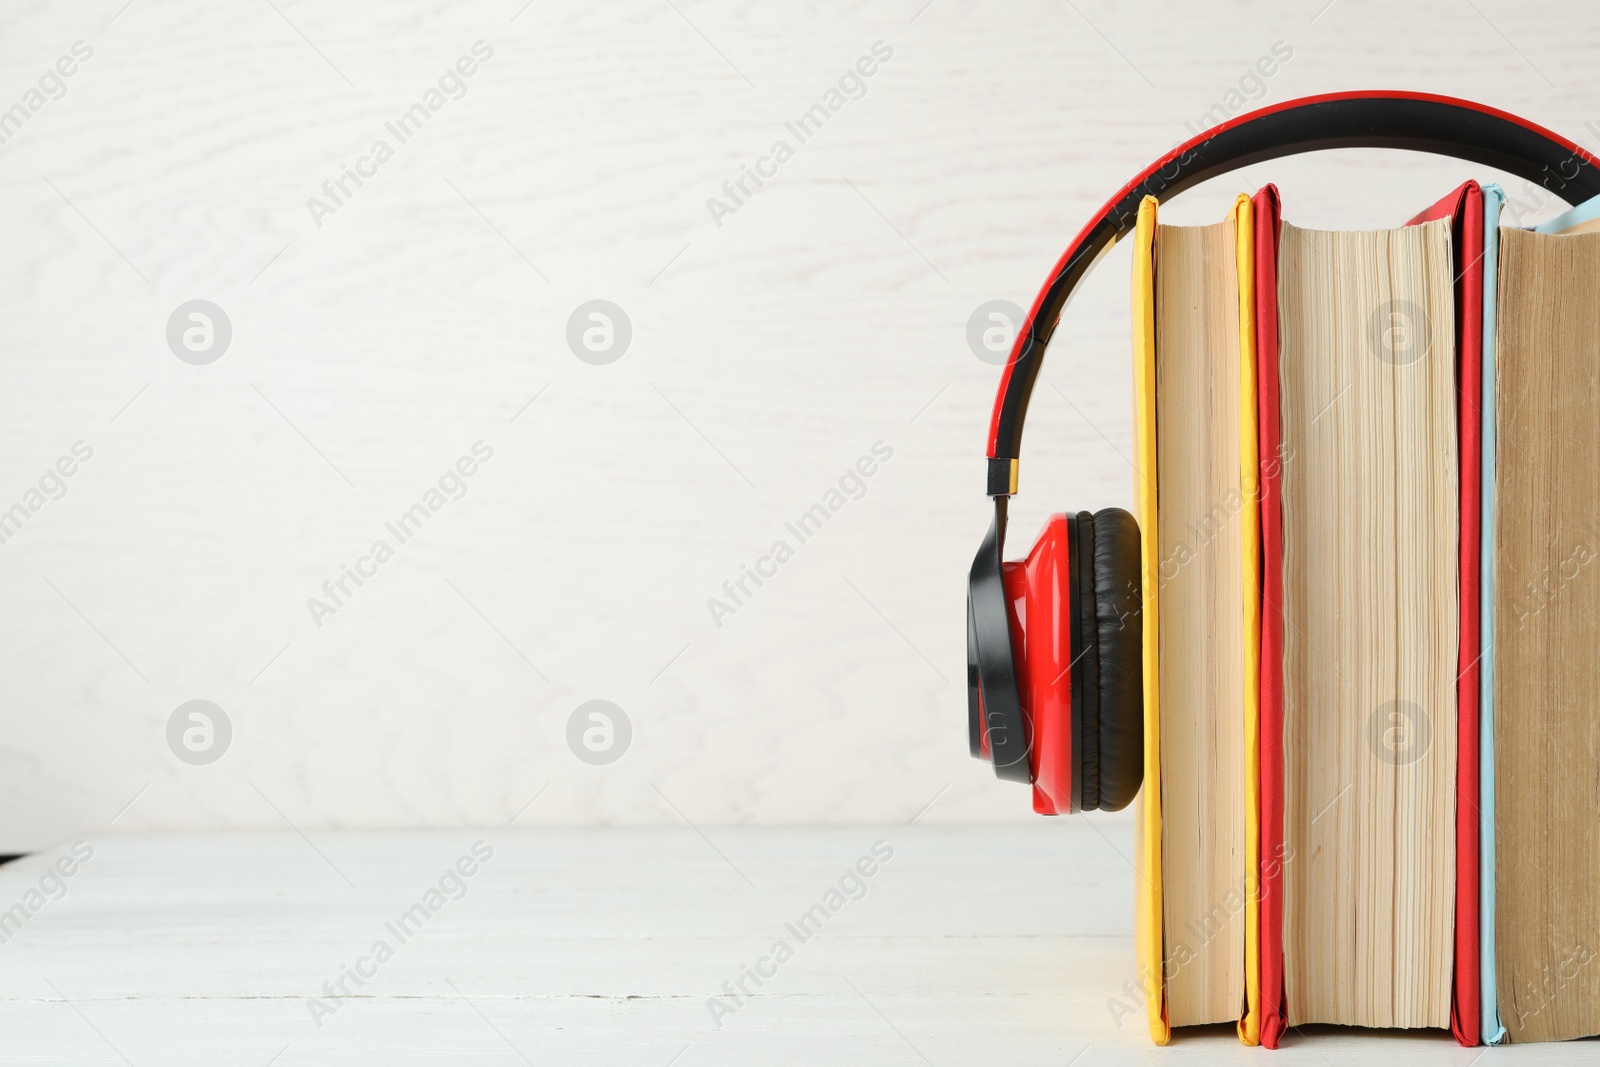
[997,515,1076,814]
[969,507,1144,815]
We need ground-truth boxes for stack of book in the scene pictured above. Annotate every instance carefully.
[1131,180,1600,1047]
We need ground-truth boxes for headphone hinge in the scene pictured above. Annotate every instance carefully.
[986,457,1018,497]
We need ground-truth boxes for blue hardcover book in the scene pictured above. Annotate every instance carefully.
[1480,183,1506,1046]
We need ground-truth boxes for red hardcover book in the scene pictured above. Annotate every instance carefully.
[1255,183,1484,1049]
[1251,183,1287,1050]
[1407,181,1484,1049]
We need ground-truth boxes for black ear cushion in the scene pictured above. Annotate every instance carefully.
[1089,507,1144,812]
[1072,512,1100,811]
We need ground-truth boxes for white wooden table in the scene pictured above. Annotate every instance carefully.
[0,823,1572,1065]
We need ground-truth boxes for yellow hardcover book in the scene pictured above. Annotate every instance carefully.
[1233,193,1262,1048]
[1134,193,1259,1045]
[1130,194,1168,1046]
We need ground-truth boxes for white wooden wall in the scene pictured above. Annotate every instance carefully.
[0,0,1593,850]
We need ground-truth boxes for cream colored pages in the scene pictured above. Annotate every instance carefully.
[1494,226,1600,1044]
[1154,219,1247,1026]
[1277,220,1457,1029]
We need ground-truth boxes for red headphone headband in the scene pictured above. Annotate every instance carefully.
[970,90,1600,803]
[983,90,1600,496]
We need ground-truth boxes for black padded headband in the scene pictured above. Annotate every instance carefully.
[983,90,1600,496]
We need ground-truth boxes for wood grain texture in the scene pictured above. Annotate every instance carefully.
[0,0,1598,849]
[0,824,1576,1065]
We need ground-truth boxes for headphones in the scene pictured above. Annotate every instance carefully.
[967,90,1600,814]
